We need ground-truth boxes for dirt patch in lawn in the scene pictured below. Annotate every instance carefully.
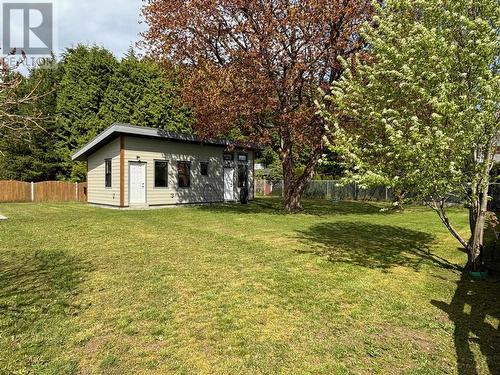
[378,324,436,354]
[83,331,115,356]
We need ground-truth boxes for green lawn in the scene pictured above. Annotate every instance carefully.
[0,199,498,374]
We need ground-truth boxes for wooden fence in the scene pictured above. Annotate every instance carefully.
[0,181,87,203]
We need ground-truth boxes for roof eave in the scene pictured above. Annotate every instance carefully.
[71,123,263,161]
[71,124,119,161]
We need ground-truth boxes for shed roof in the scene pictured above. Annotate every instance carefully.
[71,123,260,161]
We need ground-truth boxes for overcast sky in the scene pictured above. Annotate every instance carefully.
[56,0,146,58]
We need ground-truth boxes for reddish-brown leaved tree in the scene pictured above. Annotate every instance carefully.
[142,0,375,210]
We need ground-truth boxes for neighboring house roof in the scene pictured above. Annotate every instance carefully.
[72,123,261,161]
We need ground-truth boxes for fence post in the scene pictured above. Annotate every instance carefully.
[31,182,34,202]
[282,180,284,198]
[75,182,78,201]
[385,187,388,201]
[326,181,330,199]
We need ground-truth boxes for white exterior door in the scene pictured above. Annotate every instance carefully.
[129,162,146,204]
[224,168,234,201]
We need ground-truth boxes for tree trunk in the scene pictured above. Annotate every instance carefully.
[280,138,323,212]
[391,188,407,211]
[285,186,305,211]
[281,138,299,211]
[282,152,311,212]
[466,184,490,271]
[427,142,496,272]
[465,142,495,271]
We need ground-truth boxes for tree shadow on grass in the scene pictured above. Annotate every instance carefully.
[432,275,500,375]
[295,222,459,271]
[197,198,386,217]
[0,250,90,370]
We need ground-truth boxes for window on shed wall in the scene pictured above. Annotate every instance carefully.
[200,162,209,176]
[238,153,248,162]
[155,161,168,188]
[105,159,112,188]
[178,161,191,188]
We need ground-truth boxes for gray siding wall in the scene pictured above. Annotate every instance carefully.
[87,138,120,206]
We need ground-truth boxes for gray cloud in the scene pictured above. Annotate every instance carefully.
[55,0,146,58]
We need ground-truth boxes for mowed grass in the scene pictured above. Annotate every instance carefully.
[0,198,498,374]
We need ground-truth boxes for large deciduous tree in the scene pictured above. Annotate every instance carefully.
[0,53,45,155]
[318,0,499,270]
[141,0,375,211]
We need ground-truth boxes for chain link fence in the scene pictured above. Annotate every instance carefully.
[255,179,393,201]
[255,180,500,206]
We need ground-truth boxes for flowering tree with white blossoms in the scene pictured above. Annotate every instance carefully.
[318,0,499,270]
